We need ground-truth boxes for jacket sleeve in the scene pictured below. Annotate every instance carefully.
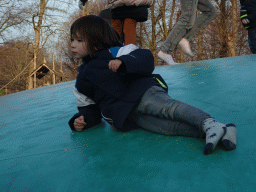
[247,7,256,23]
[68,104,102,131]
[117,48,155,75]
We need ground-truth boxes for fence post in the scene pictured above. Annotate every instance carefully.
[52,53,56,84]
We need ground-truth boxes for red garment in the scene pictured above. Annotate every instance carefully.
[112,18,137,45]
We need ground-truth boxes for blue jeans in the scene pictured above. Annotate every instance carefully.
[131,86,212,137]
[160,0,216,54]
[248,28,256,54]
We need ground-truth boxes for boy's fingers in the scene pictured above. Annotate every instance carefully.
[242,19,248,24]
[76,116,85,123]
[109,61,113,68]
[77,125,83,129]
[109,64,116,72]
[74,123,86,130]
[75,122,86,126]
[78,115,84,120]
[74,116,87,131]
[110,60,122,71]
[75,119,81,124]
[112,64,116,70]
[112,62,119,71]
[80,115,85,122]
[74,124,84,131]
[76,127,82,131]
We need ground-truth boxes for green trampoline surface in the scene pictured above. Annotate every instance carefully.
[0,55,256,192]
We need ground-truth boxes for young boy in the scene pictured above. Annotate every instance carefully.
[68,15,237,155]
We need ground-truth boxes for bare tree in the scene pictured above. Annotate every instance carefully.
[0,0,31,41]
[81,0,99,16]
[227,0,238,56]
[0,39,48,95]
[196,28,204,61]
[215,0,237,57]
[28,0,76,89]
[136,0,170,65]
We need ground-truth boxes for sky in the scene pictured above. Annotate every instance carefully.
[0,0,80,44]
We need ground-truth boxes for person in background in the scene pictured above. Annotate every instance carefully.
[99,8,112,25]
[107,0,153,45]
[79,0,152,45]
[157,0,216,65]
[240,0,256,54]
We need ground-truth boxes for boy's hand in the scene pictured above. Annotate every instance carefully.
[242,19,250,25]
[109,59,122,72]
[74,115,87,131]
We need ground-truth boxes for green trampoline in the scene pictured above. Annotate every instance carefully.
[0,55,255,192]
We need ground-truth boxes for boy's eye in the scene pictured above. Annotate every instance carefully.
[78,39,82,42]
[71,39,74,42]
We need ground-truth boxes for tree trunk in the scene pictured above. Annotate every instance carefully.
[138,22,143,49]
[219,0,228,58]
[168,0,176,33]
[150,4,157,65]
[28,0,47,89]
[227,0,238,56]
[82,0,98,16]
[52,53,56,84]
[175,10,183,62]
[197,29,203,61]
[161,0,168,39]
[179,51,184,63]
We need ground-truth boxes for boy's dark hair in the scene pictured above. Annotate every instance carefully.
[71,15,122,57]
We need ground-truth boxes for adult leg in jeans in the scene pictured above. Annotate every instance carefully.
[160,0,198,55]
[158,0,216,64]
[135,86,237,154]
[157,0,198,64]
[248,28,256,54]
[185,0,216,40]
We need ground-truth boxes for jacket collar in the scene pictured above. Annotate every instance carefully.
[77,48,113,73]
[82,48,112,63]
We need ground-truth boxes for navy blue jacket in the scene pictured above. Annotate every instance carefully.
[68,48,168,132]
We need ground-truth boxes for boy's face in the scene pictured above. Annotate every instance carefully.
[71,35,89,59]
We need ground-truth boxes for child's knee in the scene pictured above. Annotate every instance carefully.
[179,15,196,29]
